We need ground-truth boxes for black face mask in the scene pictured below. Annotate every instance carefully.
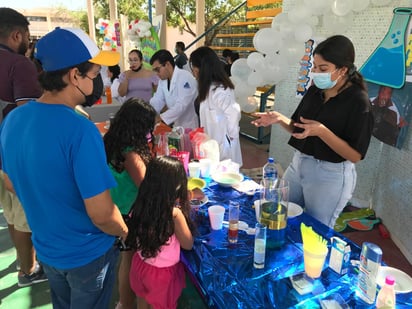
[81,74,104,107]
[131,65,142,73]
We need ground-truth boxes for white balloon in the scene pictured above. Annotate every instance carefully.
[322,11,353,34]
[271,12,289,31]
[230,75,242,87]
[247,52,265,70]
[254,28,283,54]
[304,0,333,15]
[234,81,256,98]
[294,24,313,43]
[331,0,354,17]
[279,40,304,65]
[288,6,311,24]
[253,29,261,50]
[231,59,252,80]
[247,71,265,87]
[241,97,259,113]
[279,20,295,40]
[352,0,370,12]
[371,0,391,6]
[262,54,288,84]
[236,95,248,109]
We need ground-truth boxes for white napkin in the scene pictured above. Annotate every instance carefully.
[232,179,261,195]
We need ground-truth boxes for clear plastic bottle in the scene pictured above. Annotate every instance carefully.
[356,242,382,304]
[262,157,277,181]
[376,275,396,308]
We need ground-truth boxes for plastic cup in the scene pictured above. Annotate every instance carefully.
[199,158,212,178]
[303,248,328,278]
[188,162,201,178]
[208,205,225,230]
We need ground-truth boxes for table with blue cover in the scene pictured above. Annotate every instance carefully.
[182,179,412,308]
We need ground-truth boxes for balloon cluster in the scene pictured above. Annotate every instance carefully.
[96,18,121,51]
[127,19,153,47]
[230,0,392,112]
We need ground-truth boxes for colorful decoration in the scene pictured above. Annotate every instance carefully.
[95,18,122,52]
[127,19,152,39]
[126,19,160,68]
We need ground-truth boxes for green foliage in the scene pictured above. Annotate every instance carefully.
[166,0,245,45]
[93,0,149,22]
[69,0,246,47]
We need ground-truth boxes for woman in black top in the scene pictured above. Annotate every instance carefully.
[252,35,374,228]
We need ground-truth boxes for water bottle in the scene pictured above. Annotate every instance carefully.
[356,242,382,304]
[376,275,396,308]
[262,157,277,181]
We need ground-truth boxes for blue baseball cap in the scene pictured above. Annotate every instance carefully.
[35,27,120,72]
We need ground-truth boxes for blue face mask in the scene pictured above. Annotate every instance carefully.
[311,69,339,89]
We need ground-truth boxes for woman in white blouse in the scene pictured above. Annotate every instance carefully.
[189,47,243,166]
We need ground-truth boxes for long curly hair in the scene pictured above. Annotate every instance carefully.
[127,156,194,258]
[104,98,156,171]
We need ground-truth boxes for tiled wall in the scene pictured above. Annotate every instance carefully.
[270,0,412,262]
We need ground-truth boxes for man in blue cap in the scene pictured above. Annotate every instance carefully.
[0,27,128,308]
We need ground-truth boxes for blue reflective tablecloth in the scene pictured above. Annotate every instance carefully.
[181,178,412,308]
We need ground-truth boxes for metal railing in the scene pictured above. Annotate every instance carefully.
[184,1,247,52]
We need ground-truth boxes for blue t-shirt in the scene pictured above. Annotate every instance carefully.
[0,101,117,269]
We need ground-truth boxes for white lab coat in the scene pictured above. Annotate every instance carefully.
[150,67,199,129]
[111,78,126,104]
[199,85,243,166]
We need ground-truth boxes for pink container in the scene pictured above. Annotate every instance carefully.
[173,151,190,174]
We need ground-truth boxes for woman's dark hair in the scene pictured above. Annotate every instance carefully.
[314,35,366,92]
[127,156,194,258]
[37,61,94,91]
[129,49,143,61]
[190,46,234,112]
[104,98,156,171]
[108,64,121,83]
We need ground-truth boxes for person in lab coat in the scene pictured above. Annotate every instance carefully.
[149,50,198,129]
[189,46,243,166]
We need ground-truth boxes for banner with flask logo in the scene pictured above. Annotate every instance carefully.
[360,7,412,149]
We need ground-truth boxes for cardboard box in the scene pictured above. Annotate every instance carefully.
[329,237,351,275]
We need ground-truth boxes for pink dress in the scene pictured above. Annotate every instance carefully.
[130,234,186,309]
[119,73,159,103]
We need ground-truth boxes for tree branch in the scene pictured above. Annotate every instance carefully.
[169,2,196,37]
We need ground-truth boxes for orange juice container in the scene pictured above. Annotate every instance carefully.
[105,86,112,104]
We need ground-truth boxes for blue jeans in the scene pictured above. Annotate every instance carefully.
[42,244,119,309]
[283,151,357,228]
